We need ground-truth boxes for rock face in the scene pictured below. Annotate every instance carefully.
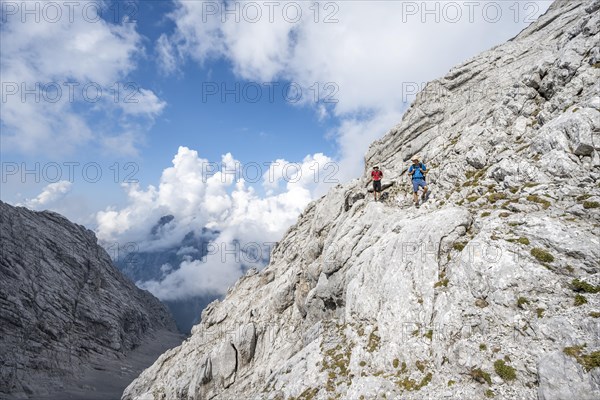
[123,1,600,399]
[0,201,180,400]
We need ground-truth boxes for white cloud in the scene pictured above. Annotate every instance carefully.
[21,180,73,209]
[333,109,406,181]
[96,146,333,300]
[139,256,247,300]
[118,88,167,117]
[0,0,165,157]
[99,131,143,157]
[156,34,179,75]
[159,0,552,175]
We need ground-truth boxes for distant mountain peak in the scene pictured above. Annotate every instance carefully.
[150,214,175,237]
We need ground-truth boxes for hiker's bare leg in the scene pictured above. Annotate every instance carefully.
[413,192,418,203]
[422,186,428,199]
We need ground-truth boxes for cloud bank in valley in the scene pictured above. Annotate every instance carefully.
[96,146,335,300]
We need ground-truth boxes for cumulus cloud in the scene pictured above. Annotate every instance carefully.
[0,0,165,157]
[158,0,552,177]
[118,88,167,117]
[96,146,333,300]
[21,180,73,209]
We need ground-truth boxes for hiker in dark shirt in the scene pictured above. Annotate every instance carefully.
[371,166,383,201]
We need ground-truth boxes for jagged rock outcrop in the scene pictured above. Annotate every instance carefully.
[123,1,600,399]
[0,201,181,400]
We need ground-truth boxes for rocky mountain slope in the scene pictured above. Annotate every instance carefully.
[123,1,600,399]
[0,201,182,400]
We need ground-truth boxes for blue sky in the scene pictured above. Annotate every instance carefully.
[135,0,340,175]
[1,0,553,298]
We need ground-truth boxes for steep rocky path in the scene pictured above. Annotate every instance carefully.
[123,1,600,399]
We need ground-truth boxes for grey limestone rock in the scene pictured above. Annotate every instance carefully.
[0,201,179,400]
[123,1,600,399]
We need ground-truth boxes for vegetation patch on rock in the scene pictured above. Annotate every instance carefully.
[563,344,600,372]
[583,201,599,209]
[575,294,588,306]
[507,237,530,245]
[531,248,554,263]
[494,359,517,381]
[470,368,492,385]
[571,279,600,294]
[526,194,551,209]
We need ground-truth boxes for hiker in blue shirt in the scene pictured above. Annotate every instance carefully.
[408,155,428,206]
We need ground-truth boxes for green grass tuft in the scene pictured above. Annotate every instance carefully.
[575,294,588,306]
[434,278,449,288]
[583,201,600,209]
[531,247,554,263]
[527,194,551,209]
[517,297,530,308]
[536,308,545,318]
[367,328,380,352]
[453,242,466,251]
[563,345,600,372]
[488,193,507,203]
[295,387,319,400]
[494,359,517,381]
[507,237,530,245]
[572,279,600,294]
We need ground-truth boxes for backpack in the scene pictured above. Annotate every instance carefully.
[411,163,427,180]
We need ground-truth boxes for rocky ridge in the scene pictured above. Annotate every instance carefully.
[0,201,181,400]
[123,1,600,399]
